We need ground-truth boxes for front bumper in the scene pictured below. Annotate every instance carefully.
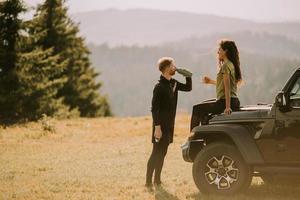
[181,140,193,162]
[181,139,205,163]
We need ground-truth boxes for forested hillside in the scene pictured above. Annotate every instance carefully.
[89,32,299,116]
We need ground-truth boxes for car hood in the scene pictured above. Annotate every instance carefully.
[209,104,273,124]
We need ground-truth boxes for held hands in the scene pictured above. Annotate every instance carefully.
[224,107,232,115]
[176,68,193,77]
[154,126,162,142]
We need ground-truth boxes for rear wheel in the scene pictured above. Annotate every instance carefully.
[192,142,252,195]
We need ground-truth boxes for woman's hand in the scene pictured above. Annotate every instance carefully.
[202,76,216,85]
[203,76,211,84]
[224,107,232,115]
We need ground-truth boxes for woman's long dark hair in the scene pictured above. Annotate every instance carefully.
[219,40,242,83]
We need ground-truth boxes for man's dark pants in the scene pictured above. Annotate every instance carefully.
[146,141,169,184]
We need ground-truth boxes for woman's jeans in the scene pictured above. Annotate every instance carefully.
[190,98,240,131]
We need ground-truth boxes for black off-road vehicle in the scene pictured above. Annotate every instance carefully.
[182,67,300,194]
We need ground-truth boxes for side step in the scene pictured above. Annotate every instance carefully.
[254,166,300,174]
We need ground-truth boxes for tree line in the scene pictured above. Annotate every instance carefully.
[0,0,111,123]
[89,43,299,116]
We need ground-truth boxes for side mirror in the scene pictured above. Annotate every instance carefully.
[275,91,290,112]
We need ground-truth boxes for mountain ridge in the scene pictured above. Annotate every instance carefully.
[72,8,300,46]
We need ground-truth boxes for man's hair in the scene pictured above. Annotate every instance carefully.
[157,57,174,72]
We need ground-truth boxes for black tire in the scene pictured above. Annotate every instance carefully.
[192,142,252,195]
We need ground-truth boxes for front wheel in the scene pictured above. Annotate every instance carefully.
[192,142,252,195]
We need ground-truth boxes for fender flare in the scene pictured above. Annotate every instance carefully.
[192,124,264,165]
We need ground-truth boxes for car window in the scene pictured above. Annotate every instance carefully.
[290,77,300,98]
[290,77,300,107]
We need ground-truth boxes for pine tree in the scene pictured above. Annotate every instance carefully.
[0,0,25,120]
[0,0,74,121]
[31,0,111,117]
[59,36,111,117]
[16,44,72,119]
[16,7,74,120]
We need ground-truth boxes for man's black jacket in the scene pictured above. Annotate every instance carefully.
[151,75,192,144]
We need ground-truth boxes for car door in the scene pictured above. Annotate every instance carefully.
[272,75,300,164]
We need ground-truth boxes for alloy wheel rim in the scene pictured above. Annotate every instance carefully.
[204,155,239,190]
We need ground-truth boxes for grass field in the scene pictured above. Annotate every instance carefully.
[1,114,300,200]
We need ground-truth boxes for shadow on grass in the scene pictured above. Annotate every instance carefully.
[186,184,300,200]
[155,186,181,200]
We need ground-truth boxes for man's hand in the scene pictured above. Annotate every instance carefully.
[154,126,162,141]
[176,68,193,77]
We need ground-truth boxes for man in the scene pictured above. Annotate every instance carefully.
[146,57,192,187]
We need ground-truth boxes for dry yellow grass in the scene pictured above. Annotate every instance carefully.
[0,114,300,200]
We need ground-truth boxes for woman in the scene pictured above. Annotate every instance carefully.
[190,39,242,131]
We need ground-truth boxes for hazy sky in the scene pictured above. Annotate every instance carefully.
[25,0,300,22]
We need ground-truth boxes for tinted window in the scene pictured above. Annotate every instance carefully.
[290,77,300,107]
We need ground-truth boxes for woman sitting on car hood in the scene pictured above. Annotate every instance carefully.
[190,39,243,131]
